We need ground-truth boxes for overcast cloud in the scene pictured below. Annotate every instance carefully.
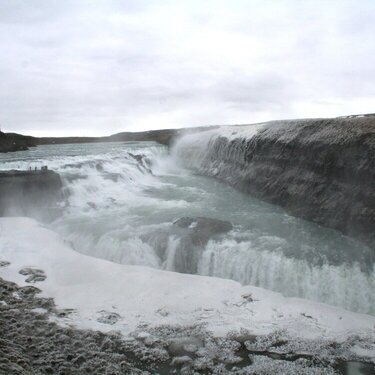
[1,0,375,136]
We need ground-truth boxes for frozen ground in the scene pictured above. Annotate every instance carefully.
[1,218,375,374]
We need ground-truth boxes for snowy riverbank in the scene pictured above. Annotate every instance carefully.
[1,218,375,373]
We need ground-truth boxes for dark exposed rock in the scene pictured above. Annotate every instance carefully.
[140,217,232,274]
[128,152,153,174]
[19,268,47,283]
[141,217,233,273]
[173,217,233,243]
[0,170,63,220]
[171,217,233,273]
[178,116,375,250]
[0,131,36,153]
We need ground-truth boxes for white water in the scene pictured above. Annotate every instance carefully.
[1,140,374,315]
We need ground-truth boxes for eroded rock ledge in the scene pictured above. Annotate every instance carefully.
[175,115,375,250]
[0,170,63,219]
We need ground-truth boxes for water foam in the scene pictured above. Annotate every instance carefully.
[197,238,375,314]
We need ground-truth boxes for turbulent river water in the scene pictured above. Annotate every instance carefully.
[1,140,374,315]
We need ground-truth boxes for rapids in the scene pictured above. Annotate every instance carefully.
[1,140,374,315]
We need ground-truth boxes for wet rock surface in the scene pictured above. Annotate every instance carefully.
[0,170,63,220]
[128,152,153,174]
[172,217,233,274]
[141,217,233,274]
[174,217,233,236]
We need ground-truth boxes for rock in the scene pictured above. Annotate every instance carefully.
[19,268,46,283]
[56,309,75,318]
[18,286,42,297]
[174,217,233,240]
[128,152,153,174]
[176,115,375,250]
[171,355,193,366]
[97,311,121,325]
[0,170,63,220]
[171,217,232,273]
[140,217,232,274]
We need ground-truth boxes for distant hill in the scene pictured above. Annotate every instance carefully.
[0,131,37,153]
[0,126,217,153]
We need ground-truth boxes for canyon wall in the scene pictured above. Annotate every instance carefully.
[0,170,63,219]
[174,116,375,249]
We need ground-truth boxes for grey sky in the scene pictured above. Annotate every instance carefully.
[1,0,375,136]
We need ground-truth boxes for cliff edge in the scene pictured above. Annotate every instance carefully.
[0,170,63,219]
[0,131,36,152]
[174,115,375,249]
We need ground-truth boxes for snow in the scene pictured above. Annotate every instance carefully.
[1,217,375,344]
[174,123,265,149]
[218,123,266,140]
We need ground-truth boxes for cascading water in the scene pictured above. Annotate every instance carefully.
[1,138,374,315]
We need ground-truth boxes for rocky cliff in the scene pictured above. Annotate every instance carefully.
[0,131,36,152]
[174,115,375,249]
[0,170,63,219]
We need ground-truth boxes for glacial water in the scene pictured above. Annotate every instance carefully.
[1,140,374,315]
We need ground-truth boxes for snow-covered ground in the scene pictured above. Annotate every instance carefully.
[171,123,265,157]
[1,217,374,352]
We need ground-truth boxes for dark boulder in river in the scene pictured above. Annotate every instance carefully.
[0,170,63,219]
[175,115,375,250]
[144,217,233,274]
[173,216,233,243]
[172,217,233,273]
